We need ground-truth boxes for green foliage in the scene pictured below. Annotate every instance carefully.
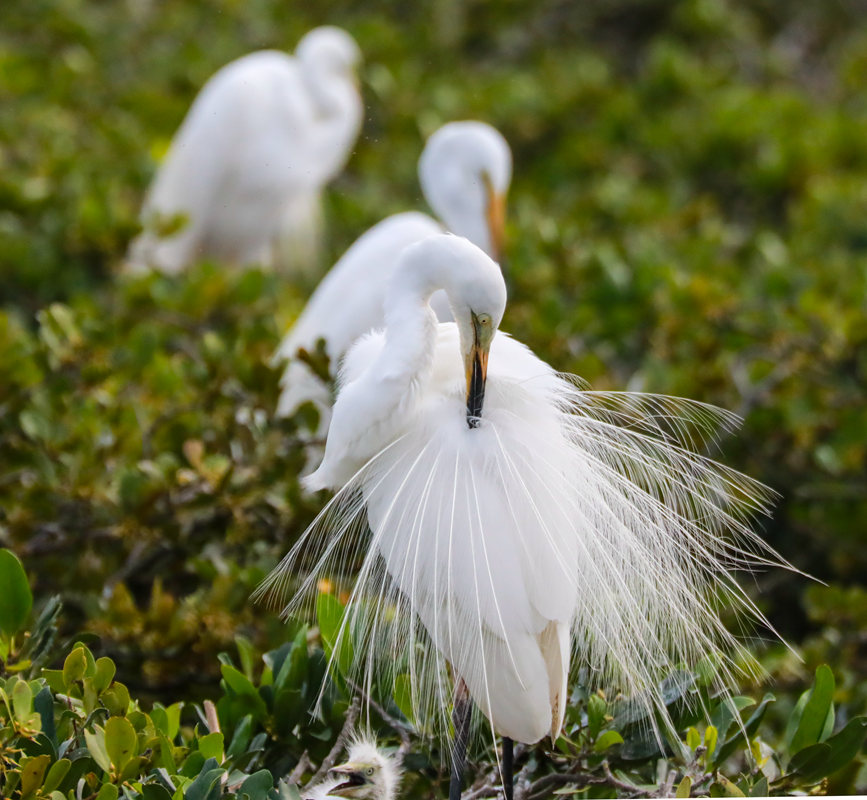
[2,585,865,799]
[1,0,867,795]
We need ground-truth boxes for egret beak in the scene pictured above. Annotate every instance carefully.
[327,761,368,797]
[483,173,507,268]
[465,312,493,428]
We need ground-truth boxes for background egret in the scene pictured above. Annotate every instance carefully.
[259,234,789,798]
[127,26,362,275]
[302,737,402,800]
[273,121,511,428]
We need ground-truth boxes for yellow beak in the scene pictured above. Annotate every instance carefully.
[465,312,493,428]
[327,761,367,797]
[485,185,507,266]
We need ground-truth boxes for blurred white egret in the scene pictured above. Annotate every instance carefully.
[259,234,787,798]
[128,26,362,275]
[302,737,402,800]
[273,121,511,428]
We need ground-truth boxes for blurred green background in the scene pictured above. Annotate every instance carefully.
[1,0,866,787]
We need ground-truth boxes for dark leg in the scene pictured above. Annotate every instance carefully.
[502,737,514,800]
[449,679,472,800]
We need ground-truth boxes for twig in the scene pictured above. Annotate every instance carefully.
[603,760,652,798]
[655,768,677,798]
[287,751,313,785]
[309,697,360,785]
[524,771,605,800]
[345,677,413,758]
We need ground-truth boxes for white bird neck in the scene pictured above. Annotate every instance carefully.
[379,271,440,388]
[301,68,362,181]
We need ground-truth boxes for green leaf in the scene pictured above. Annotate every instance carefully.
[92,657,116,693]
[34,687,56,744]
[184,763,224,800]
[220,664,267,721]
[235,635,256,681]
[789,664,835,754]
[105,715,138,770]
[198,731,224,762]
[716,775,745,797]
[704,724,718,757]
[0,549,33,636]
[96,784,119,800]
[226,715,254,759]
[84,726,112,773]
[675,776,692,798]
[714,693,775,766]
[62,647,88,688]
[593,730,623,752]
[709,695,755,751]
[19,754,51,799]
[12,678,34,723]
[101,682,131,715]
[142,785,173,800]
[316,592,353,675]
[393,674,415,724]
[586,694,607,738]
[790,716,867,781]
[239,769,273,799]
[42,758,71,794]
[789,742,832,781]
[685,726,700,750]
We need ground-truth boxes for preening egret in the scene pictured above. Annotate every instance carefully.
[302,738,402,800]
[128,26,362,275]
[273,121,511,428]
[259,234,787,798]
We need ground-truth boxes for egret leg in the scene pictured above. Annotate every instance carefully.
[502,737,514,800]
[449,679,472,800]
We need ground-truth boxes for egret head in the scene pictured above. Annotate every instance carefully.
[418,121,512,263]
[325,738,401,799]
[395,234,506,428]
[297,26,362,78]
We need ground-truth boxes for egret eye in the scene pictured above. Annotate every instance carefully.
[477,313,492,326]
[366,767,375,776]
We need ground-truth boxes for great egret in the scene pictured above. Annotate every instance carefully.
[259,235,786,798]
[128,26,362,275]
[273,121,511,428]
[302,738,402,800]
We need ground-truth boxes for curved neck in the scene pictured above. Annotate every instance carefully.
[378,274,439,387]
[301,69,361,181]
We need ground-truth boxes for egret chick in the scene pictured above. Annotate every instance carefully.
[273,121,511,428]
[128,27,362,275]
[302,738,402,800]
[260,234,789,798]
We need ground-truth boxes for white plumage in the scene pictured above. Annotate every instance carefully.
[273,121,511,427]
[259,234,786,751]
[128,27,362,274]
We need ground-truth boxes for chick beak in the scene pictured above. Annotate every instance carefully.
[327,762,367,797]
[484,179,507,269]
[465,312,492,429]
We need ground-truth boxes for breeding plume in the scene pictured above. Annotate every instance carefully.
[259,235,786,797]
[128,27,362,274]
[273,121,511,427]
[302,738,401,800]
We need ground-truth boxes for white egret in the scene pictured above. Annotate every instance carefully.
[273,121,511,428]
[302,738,402,800]
[259,235,787,798]
[128,26,362,275]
